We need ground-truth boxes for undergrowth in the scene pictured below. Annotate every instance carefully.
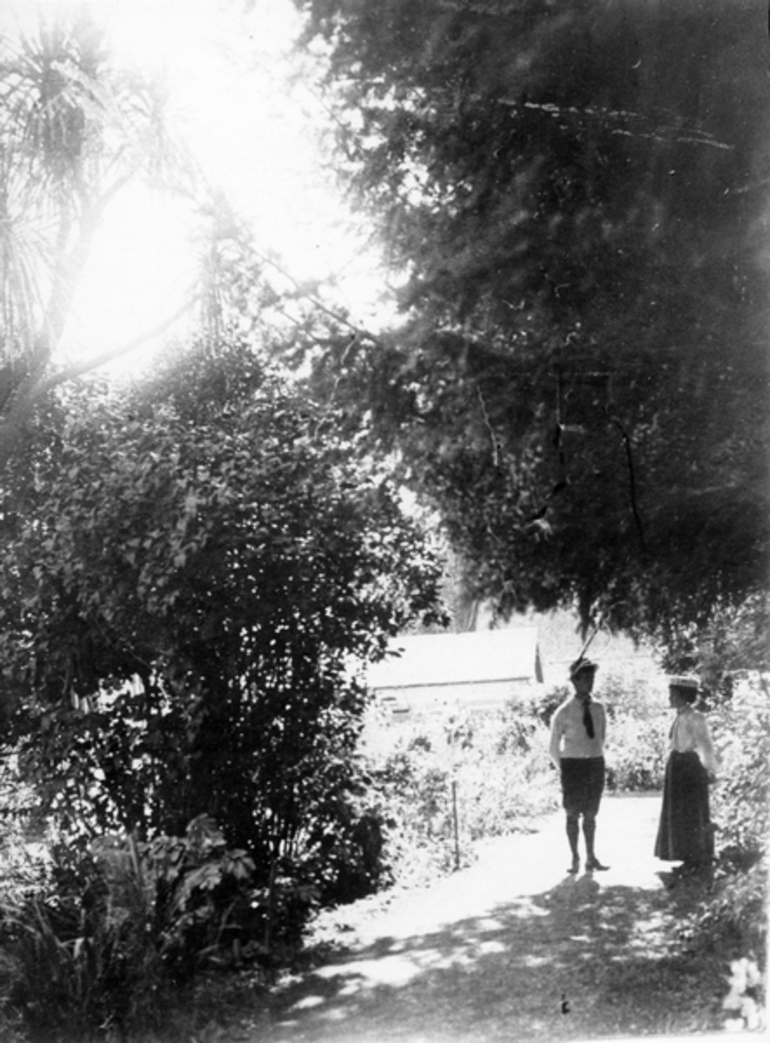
[0,671,764,1040]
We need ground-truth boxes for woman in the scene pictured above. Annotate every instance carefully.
[654,675,717,877]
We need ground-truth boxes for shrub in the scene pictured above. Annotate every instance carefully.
[722,955,766,1033]
[703,676,770,961]
[711,677,770,868]
[604,715,667,791]
[0,339,445,964]
[359,702,558,887]
[0,816,258,1041]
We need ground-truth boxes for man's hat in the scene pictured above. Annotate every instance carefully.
[569,657,598,679]
[667,675,699,690]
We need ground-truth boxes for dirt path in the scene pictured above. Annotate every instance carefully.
[243,795,731,1043]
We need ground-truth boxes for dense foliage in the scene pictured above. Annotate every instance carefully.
[706,675,769,964]
[0,336,443,956]
[293,0,769,635]
[0,815,256,1041]
[359,702,554,884]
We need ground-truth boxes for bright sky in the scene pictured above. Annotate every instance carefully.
[23,0,385,373]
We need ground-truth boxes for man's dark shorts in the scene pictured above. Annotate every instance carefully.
[560,757,605,816]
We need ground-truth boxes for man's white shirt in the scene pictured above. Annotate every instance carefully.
[549,696,607,768]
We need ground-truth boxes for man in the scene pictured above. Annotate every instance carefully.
[549,657,609,874]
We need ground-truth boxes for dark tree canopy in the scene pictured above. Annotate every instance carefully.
[294,0,769,635]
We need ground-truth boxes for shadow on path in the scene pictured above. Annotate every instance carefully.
[252,796,724,1043]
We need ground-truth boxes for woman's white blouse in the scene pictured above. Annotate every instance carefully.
[669,707,717,773]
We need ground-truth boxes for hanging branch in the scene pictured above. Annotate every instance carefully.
[501,98,733,151]
[611,416,647,554]
[475,381,501,469]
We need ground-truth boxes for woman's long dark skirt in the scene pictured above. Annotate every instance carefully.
[654,750,713,864]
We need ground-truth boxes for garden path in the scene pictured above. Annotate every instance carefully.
[243,794,736,1043]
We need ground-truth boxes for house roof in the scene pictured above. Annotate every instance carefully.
[473,605,659,685]
[368,628,541,690]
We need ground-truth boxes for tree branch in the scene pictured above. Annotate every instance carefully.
[0,297,195,469]
[39,296,195,392]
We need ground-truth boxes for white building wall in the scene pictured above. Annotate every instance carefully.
[376,678,541,716]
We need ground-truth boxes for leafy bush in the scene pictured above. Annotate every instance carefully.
[0,816,258,1041]
[0,337,444,971]
[604,715,667,792]
[711,677,770,868]
[597,668,665,721]
[359,701,558,886]
[722,955,766,1033]
[703,676,770,960]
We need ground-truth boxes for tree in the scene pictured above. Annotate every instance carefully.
[0,334,444,911]
[292,0,770,635]
[0,6,196,468]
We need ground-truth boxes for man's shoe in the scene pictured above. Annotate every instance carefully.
[567,859,580,875]
[586,858,609,871]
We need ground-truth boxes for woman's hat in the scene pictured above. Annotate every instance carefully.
[667,675,699,690]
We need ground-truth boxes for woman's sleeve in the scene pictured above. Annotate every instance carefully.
[693,713,718,773]
[549,708,564,768]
